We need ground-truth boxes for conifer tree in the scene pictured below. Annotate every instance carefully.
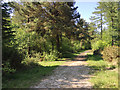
[92,2,105,39]
[100,1,119,45]
[2,2,14,45]
[2,2,23,69]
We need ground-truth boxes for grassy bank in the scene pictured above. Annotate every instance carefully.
[86,52,118,88]
[2,50,85,88]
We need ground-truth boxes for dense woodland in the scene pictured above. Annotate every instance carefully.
[1,0,120,88]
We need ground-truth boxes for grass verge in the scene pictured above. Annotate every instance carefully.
[90,70,118,88]
[86,53,118,88]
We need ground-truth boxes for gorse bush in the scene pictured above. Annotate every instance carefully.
[102,46,119,64]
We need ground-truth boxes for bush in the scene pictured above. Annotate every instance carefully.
[102,46,119,64]
[91,39,109,51]
[61,37,73,53]
[2,46,24,69]
[71,41,82,52]
[21,56,40,67]
[43,50,58,61]
[2,61,16,75]
[31,51,41,60]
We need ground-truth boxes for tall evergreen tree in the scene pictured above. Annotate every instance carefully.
[2,2,14,45]
[92,2,105,39]
[100,1,119,46]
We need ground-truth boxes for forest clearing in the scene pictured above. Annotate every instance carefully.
[1,0,119,89]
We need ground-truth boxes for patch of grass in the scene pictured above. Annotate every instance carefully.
[90,70,118,88]
[38,61,66,66]
[87,54,118,88]
[2,61,65,88]
[87,60,117,71]
[87,54,103,61]
[87,60,109,70]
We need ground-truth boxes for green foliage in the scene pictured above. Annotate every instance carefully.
[87,54,103,61]
[2,62,16,74]
[13,28,30,55]
[72,41,81,52]
[43,50,59,61]
[90,1,119,53]
[91,39,109,51]
[61,37,73,53]
[2,3,15,42]
[21,57,40,67]
[60,38,84,58]
[2,45,24,69]
[31,51,41,59]
[102,46,119,64]
[90,70,118,88]
[2,2,24,72]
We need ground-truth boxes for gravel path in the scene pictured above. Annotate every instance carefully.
[31,50,93,88]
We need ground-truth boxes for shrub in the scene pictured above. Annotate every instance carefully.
[21,52,42,67]
[61,37,73,53]
[43,50,58,61]
[31,51,41,60]
[102,46,119,64]
[2,46,24,69]
[72,41,81,52]
[91,39,109,51]
[2,61,16,75]
[21,56,40,67]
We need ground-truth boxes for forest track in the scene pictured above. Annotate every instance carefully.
[31,50,93,88]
